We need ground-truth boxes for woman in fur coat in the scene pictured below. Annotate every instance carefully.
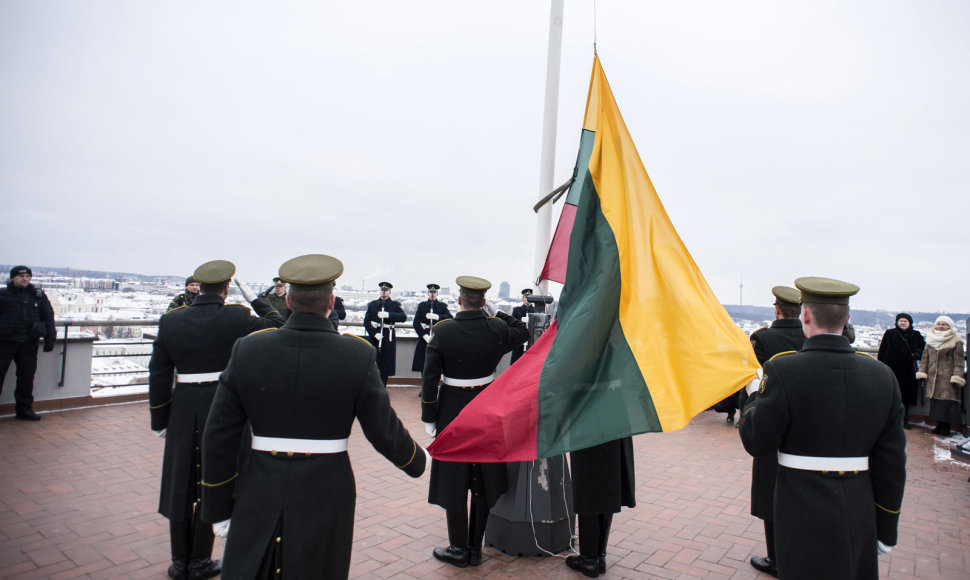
[915,315,966,436]
[877,313,926,428]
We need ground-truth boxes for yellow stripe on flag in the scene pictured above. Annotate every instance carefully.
[586,56,759,431]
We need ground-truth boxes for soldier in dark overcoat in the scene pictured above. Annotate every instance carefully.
[421,276,528,568]
[739,277,906,580]
[411,283,453,372]
[149,260,285,579]
[738,285,807,578]
[167,276,200,312]
[363,281,406,385]
[566,438,636,577]
[509,288,535,364]
[201,255,425,580]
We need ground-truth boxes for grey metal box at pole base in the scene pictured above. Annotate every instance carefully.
[485,455,574,556]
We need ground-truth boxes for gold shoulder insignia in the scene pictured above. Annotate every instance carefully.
[855,351,876,360]
[752,326,769,334]
[168,305,187,312]
[344,333,372,346]
[767,350,797,362]
[248,327,277,336]
[436,318,455,326]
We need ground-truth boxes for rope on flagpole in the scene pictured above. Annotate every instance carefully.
[593,0,598,56]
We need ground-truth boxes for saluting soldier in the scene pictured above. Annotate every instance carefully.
[411,283,453,372]
[739,277,906,580]
[740,286,807,578]
[201,254,426,580]
[167,276,200,312]
[363,282,406,386]
[149,260,285,580]
[421,276,528,568]
[509,288,535,364]
[258,277,290,320]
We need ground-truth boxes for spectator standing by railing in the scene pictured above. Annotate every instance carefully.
[916,315,965,436]
[877,313,925,429]
[0,265,55,421]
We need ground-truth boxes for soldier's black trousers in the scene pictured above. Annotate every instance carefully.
[445,498,488,550]
[0,340,39,412]
[170,503,214,562]
[577,513,613,558]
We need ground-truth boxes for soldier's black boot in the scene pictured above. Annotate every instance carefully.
[167,559,188,580]
[169,518,191,579]
[466,498,488,567]
[750,556,778,577]
[433,546,469,568]
[568,514,600,577]
[565,555,600,578]
[597,513,613,574]
[187,558,222,580]
[433,509,469,568]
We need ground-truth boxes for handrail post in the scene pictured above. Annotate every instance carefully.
[58,322,68,387]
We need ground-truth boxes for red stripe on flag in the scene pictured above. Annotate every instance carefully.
[539,203,577,284]
[427,320,559,463]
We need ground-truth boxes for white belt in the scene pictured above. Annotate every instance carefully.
[252,435,349,454]
[177,371,223,383]
[778,452,868,472]
[442,374,494,387]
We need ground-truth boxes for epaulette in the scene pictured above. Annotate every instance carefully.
[767,350,797,362]
[435,318,455,327]
[247,327,277,336]
[344,333,372,346]
[751,326,769,335]
[168,305,188,312]
[855,351,876,360]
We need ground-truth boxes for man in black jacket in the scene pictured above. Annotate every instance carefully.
[0,265,56,421]
[740,286,807,578]
[421,276,528,568]
[739,277,906,580]
[202,254,425,579]
[149,259,285,580]
[363,282,406,386]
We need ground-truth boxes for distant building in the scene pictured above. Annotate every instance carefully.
[499,281,510,298]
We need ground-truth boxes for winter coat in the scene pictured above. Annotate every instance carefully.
[877,326,925,406]
[917,340,966,402]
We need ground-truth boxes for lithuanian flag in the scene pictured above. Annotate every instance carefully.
[428,56,759,462]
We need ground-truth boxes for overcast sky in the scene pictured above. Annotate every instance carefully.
[2,1,968,312]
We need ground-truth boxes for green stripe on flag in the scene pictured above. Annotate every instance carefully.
[537,180,660,458]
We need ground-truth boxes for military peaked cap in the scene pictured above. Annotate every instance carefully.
[456,276,491,292]
[426,283,440,291]
[794,276,859,305]
[521,288,533,296]
[379,281,393,290]
[193,260,235,284]
[278,254,343,288]
[771,286,800,305]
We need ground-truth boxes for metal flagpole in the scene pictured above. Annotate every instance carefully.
[532,0,564,296]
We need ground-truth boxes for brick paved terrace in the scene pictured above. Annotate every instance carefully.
[1,388,968,579]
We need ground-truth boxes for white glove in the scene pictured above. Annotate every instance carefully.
[424,447,432,465]
[876,540,893,555]
[234,278,256,302]
[153,429,167,438]
[483,302,497,316]
[377,310,389,319]
[423,334,432,344]
[744,377,761,396]
[213,519,231,538]
[424,422,437,437]
[426,312,439,321]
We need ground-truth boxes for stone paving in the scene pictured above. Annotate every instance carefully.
[1,388,968,579]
